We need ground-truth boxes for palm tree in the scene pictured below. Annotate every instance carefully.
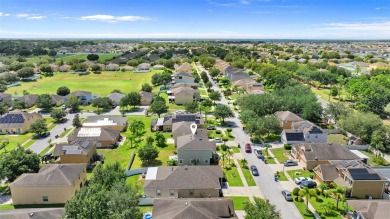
[319,183,328,196]
[328,186,346,210]
[226,149,234,165]
[240,158,248,169]
[320,202,333,216]
[299,187,316,210]
[128,134,136,149]
[264,144,272,157]
[221,152,227,168]
[129,120,145,136]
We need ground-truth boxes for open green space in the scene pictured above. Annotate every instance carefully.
[39,144,55,156]
[270,148,290,163]
[225,196,250,210]
[6,70,161,97]
[276,171,288,181]
[328,134,347,145]
[0,133,34,154]
[240,166,257,186]
[159,93,186,110]
[287,169,314,180]
[309,195,347,219]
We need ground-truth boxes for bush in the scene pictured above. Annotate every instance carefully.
[284,144,292,150]
[109,144,118,149]
[224,166,232,170]
[221,144,229,151]
[226,128,232,132]
[222,137,229,142]
[216,146,220,151]
[315,188,321,195]
[230,163,236,167]
[297,196,303,202]
[93,71,102,74]
[292,187,300,196]
[216,130,221,134]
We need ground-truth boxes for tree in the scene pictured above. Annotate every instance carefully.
[155,131,167,148]
[318,183,328,196]
[29,119,48,136]
[214,104,234,123]
[240,158,248,169]
[151,73,161,86]
[302,102,323,123]
[48,50,57,57]
[160,72,172,88]
[87,54,99,61]
[57,86,70,96]
[201,71,209,83]
[330,86,339,99]
[299,187,316,210]
[209,67,221,77]
[138,143,159,164]
[185,101,198,113]
[209,91,221,105]
[65,96,80,112]
[92,97,113,113]
[139,83,152,92]
[50,109,67,122]
[36,94,54,110]
[0,147,40,182]
[325,102,349,122]
[264,144,272,157]
[17,67,34,78]
[72,113,82,128]
[13,99,26,110]
[39,64,52,74]
[226,149,234,165]
[91,64,102,72]
[327,184,346,210]
[205,81,213,89]
[262,115,282,137]
[244,197,281,219]
[128,120,145,137]
[0,103,9,115]
[149,97,168,118]
[126,92,141,108]
[371,125,390,151]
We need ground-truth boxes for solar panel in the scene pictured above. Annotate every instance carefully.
[348,168,381,180]
[81,141,90,148]
[0,113,25,123]
[340,160,349,168]
[65,149,83,155]
[349,161,360,167]
[286,133,305,141]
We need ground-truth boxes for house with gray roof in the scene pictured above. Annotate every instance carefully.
[66,90,94,105]
[172,72,195,84]
[139,91,153,105]
[106,92,125,106]
[347,200,390,219]
[144,166,223,198]
[151,113,204,132]
[170,87,200,105]
[0,93,12,105]
[53,140,97,166]
[223,66,250,82]
[82,115,128,131]
[68,127,121,148]
[175,62,193,74]
[18,94,39,108]
[50,94,65,106]
[281,120,327,144]
[136,63,151,72]
[0,208,65,219]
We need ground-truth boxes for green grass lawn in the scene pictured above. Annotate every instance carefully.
[200,88,208,96]
[310,86,349,104]
[231,146,240,153]
[0,204,15,210]
[270,148,290,163]
[309,195,346,219]
[292,193,316,219]
[208,130,225,139]
[0,184,8,193]
[222,161,244,187]
[159,93,186,110]
[360,150,390,166]
[225,196,250,210]
[6,70,161,96]
[139,206,153,213]
[265,156,276,164]
[22,139,36,149]
[287,169,314,180]
[126,174,145,194]
[39,144,55,156]
[0,133,34,154]
[328,134,347,144]
[276,171,288,181]
[59,128,73,138]
[240,166,257,186]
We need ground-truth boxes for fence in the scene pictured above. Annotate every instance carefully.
[125,150,136,171]
[139,198,154,206]
[343,145,370,150]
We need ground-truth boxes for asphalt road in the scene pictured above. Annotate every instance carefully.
[199,63,302,219]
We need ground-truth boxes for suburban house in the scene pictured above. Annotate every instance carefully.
[172,72,195,84]
[153,64,165,70]
[10,164,86,205]
[214,59,230,74]
[177,128,218,165]
[136,63,151,72]
[0,111,41,134]
[82,116,128,131]
[223,66,250,82]
[0,93,12,105]
[275,111,304,129]
[172,82,198,89]
[172,121,194,146]
[347,200,390,219]
[139,91,153,105]
[0,208,65,219]
[169,87,200,105]
[106,92,125,106]
[53,140,97,166]
[151,113,204,132]
[152,198,237,219]
[68,127,121,148]
[66,90,94,105]
[18,94,39,108]
[50,94,65,106]
[143,166,223,198]
[175,62,193,74]
[291,143,361,170]
[313,160,387,199]
[281,120,327,144]
[246,81,265,94]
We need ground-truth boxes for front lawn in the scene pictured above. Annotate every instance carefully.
[59,128,73,138]
[276,171,288,181]
[287,169,314,180]
[270,148,290,163]
[240,166,257,186]
[139,206,153,213]
[0,133,34,154]
[309,195,346,219]
[292,193,315,219]
[225,196,250,210]
[222,160,244,187]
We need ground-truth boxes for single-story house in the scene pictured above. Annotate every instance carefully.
[177,128,218,165]
[18,94,39,108]
[82,116,128,131]
[275,111,303,129]
[152,198,237,219]
[153,64,165,70]
[66,90,94,105]
[0,111,41,134]
[50,94,65,106]
[144,165,223,198]
[170,87,200,105]
[68,127,121,148]
[151,113,204,132]
[106,63,120,71]
[53,140,97,166]
[291,143,361,170]
[0,208,65,219]
[137,63,151,72]
[139,91,153,105]
[10,164,86,205]
[347,200,390,219]
[0,93,12,105]
[281,120,327,144]
[106,92,125,106]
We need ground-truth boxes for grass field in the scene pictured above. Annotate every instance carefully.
[328,134,347,144]
[0,54,119,65]
[287,169,314,180]
[225,196,250,210]
[159,93,186,110]
[231,146,240,153]
[6,70,161,96]
[0,133,34,154]
[270,148,290,163]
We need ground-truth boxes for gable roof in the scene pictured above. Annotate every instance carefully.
[164,113,203,126]
[68,90,92,97]
[50,94,65,103]
[68,127,120,142]
[275,111,303,123]
[139,91,153,100]
[10,164,85,187]
[152,198,237,219]
[0,208,64,219]
[313,164,339,181]
[291,121,324,134]
[175,62,193,73]
[283,129,305,142]
[53,140,96,157]
[106,92,125,102]
[172,121,193,136]
[0,111,41,129]
[172,87,199,96]
[177,129,215,151]
[172,83,198,89]
[293,143,361,161]
[174,72,193,78]
[144,166,223,190]
[347,200,390,219]
[18,94,38,105]
[83,115,128,127]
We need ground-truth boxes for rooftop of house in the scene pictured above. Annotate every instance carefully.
[173,72,193,78]
[175,62,193,73]
[164,113,203,126]
[177,129,215,151]
[68,90,92,97]
[293,143,361,161]
[291,120,324,134]
[18,94,39,103]
[139,91,153,99]
[0,111,41,128]
[347,200,390,219]
[83,116,128,127]
[68,127,120,142]
[275,111,303,123]
[53,140,96,157]
[172,87,200,95]
[10,164,85,187]
[0,208,65,219]
[106,92,125,101]
[172,83,198,89]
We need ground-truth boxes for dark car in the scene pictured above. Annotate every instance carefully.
[59,118,68,123]
[254,148,264,159]
[207,126,216,130]
[300,180,317,189]
[281,190,293,201]
[284,160,298,167]
[41,132,50,138]
[250,165,259,176]
[245,143,252,153]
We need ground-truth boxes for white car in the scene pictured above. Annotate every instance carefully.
[294,177,313,185]
[214,138,223,143]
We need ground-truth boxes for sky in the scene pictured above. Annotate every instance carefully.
[0,0,389,39]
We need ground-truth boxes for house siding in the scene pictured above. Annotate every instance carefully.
[305,160,330,170]
[178,150,213,166]
[351,180,386,199]
[174,93,195,105]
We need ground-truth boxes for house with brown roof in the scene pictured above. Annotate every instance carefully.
[18,94,39,108]
[281,120,327,144]
[68,127,121,148]
[177,128,218,165]
[172,82,198,89]
[172,121,193,146]
[152,198,237,219]
[153,64,165,70]
[175,62,193,74]
[136,63,151,72]
[0,208,65,219]
[82,115,128,131]
[0,112,41,134]
[170,87,200,105]
[291,143,361,170]
[139,91,153,105]
[0,93,12,105]
[347,200,390,219]
[172,72,195,84]
[152,113,204,132]
[50,94,65,106]
[275,111,303,129]
[10,164,86,205]
[53,140,97,166]
[144,166,223,198]
[314,160,387,199]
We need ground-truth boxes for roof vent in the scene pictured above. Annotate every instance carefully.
[29,213,34,217]
[185,202,188,206]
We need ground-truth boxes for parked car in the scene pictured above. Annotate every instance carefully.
[207,126,216,130]
[41,132,50,138]
[250,165,259,176]
[300,181,317,189]
[281,190,293,201]
[59,118,68,123]
[284,160,298,167]
[294,177,313,185]
[254,148,263,159]
[214,138,223,143]
[245,143,252,153]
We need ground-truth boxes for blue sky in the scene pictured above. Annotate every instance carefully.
[0,0,389,39]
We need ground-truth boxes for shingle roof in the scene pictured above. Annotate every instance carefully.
[50,94,65,103]
[172,83,198,89]
[293,143,361,161]
[68,90,92,97]
[172,121,193,136]
[0,208,64,219]
[275,111,303,123]
[152,198,237,219]
[68,127,120,142]
[10,164,85,187]
[172,87,200,96]
[106,92,125,102]
[144,166,223,190]
[291,121,324,134]
[174,72,193,77]
[18,94,38,105]
[0,112,41,129]
[177,129,215,151]
[175,62,193,73]
[314,164,339,181]
[347,200,390,219]
[53,140,96,157]
[139,91,153,100]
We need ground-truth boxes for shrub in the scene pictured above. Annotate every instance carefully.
[109,144,118,149]
[226,128,232,132]
[216,146,220,151]
[284,144,292,150]
[93,71,102,74]
[297,196,303,202]
[216,130,221,134]
[222,137,229,142]
[315,188,321,195]
[224,166,231,170]
[292,187,300,196]
[230,163,236,167]
[221,144,229,151]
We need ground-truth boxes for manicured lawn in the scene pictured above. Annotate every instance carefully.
[292,193,315,219]
[0,133,34,154]
[126,174,145,194]
[23,139,37,149]
[310,86,349,104]
[328,134,347,144]
[208,130,224,139]
[265,156,276,164]
[39,144,55,156]
[276,171,288,181]
[270,148,290,163]
[159,93,186,110]
[222,161,244,187]
[287,169,314,180]
[60,54,119,63]
[98,146,134,169]
[139,206,153,213]
[200,88,208,96]
[6,70,161,96]
[360,150,390,166]
[0,204,14,210]
[231,146,240,153]
[225,196,250,210]
[309,195,346,219]
[240,166,257,186]
[59,128,73,138]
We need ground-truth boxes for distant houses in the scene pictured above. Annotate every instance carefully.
[0,111,41,134]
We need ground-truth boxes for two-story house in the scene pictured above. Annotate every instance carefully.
[0,112,41,134]
[275,111,303,129]
[53,140,97,166]
[172,72,195,85]
[170,87,200,105]
[281,120,328,144]
[151,113,204,132]
[66,90,94,105]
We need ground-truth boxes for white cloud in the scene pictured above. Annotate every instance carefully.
[0,12,10,16]
[16,13,29,17]
[80,14,150,23]
[240,0,250,5]
[15,13,46,19]
[376,7,390,10]
[27,16,46,20]
[322,21,390,31]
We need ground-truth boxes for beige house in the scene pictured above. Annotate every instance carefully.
[291,143,361,170]
[175,62,193,74]
[144,166,223,198]
[50,94,65,106]
[0,208,64,219]
[68,127,121,148]
[139,91,153,105]
[82,116,128,131]
[172,82,198,89]
[275,111,303,129]
[313,160,387,199]
[18,94,39,108]
[170,87,200,105]
[0,112,41,134]
[10,164,86,205]
[152,113,204,132]
[53,140,97,166]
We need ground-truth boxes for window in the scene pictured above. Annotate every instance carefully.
[179,159,183,164]
[156,189,161,196]
[315,135,318,138]
[43,196,48,202]
[170,189,175,196]
[189,189,194,196]
[205,159,209,163]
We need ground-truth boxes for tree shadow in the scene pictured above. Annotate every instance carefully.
[141,160,162,167]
